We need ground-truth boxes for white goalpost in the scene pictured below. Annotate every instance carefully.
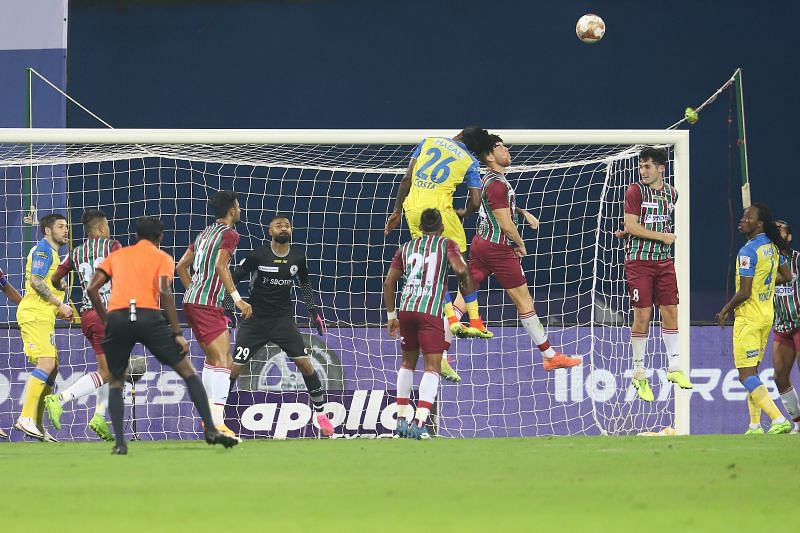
[0,128,690,439]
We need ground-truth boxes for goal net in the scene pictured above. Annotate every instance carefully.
[0,129,690,440]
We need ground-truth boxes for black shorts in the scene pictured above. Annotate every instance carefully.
[102,309,184,378]
[234,314,306,364]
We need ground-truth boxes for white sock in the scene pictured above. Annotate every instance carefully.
[94,383,109,417]
[59,371,104,405]
[396,367,413,420]
[663,329,680,372]
[780,387,800,422]
[211,366,232,426]
[632,333,647,380]
[202,363,216,423]
[520,311,555,358]
[415,371,440,425]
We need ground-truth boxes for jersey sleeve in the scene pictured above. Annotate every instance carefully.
[221,229,240,254]
[390,248,404,271]
[30,242,54,278]
[55,254,74,278]
[111,240,123,252]
[624,184,643,216]
[410,140,424,159]
[464,159,482,188]
[485,180,510,210]
[158,252,175,279]
[445,239,463,262]
[296,252,309,283]
[98,254,113,278]
[738,244,758,277]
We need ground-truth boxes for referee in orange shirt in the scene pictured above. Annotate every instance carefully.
[87,216,238,454]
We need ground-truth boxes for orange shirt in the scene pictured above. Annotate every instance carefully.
[99,239,175,312]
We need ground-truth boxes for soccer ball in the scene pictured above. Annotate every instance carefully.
[126,355,147,383]
[576,14,605,43]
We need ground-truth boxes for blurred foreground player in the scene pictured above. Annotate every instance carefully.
[88,216,238,454]
[0,266,22,439]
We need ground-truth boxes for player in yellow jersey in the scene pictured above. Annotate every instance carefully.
[716,203,793,434]
[14,214,74,441]
[384,127,491,382]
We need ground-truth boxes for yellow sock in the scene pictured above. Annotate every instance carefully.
[750,385,782,421]
[444,303,458,324]
[747,393,762,425]
[36,384,52,426]
[21,371,48,419]
[464,299,480,321]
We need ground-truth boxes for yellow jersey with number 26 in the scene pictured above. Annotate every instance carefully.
[403,137,481,211]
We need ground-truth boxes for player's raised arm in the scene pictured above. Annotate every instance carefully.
[384,155,417,235]
[175,246,194,290]
[0,269,22,305]
[215,247,252,319]
[231,253,257,283]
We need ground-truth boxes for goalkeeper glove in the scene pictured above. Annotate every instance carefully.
[312,311,326,336]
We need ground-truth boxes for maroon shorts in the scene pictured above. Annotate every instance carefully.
[774,328,800,352]
[81,309,106,355]
[184,303,227,345]
[398,311,447,354]
[469,235,527,290]
[625,259,679,308]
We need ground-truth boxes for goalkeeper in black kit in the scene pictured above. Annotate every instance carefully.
[230,215,334,437]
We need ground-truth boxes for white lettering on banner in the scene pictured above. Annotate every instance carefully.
[0,373,9,404]
[238,391,406,437]
[151,372,186,404]
[552,367,778,403]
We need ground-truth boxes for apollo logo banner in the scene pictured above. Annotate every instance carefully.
[226,390,420,439]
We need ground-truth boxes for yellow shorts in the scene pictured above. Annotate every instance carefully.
[19,319,58,363]
[405,207,467,252]
[732,319,771,369]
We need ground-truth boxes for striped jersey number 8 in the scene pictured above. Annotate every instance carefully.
[415,147,456,184]
[408,252,438,287]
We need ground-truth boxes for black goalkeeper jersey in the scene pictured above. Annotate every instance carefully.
[234,243,309,317]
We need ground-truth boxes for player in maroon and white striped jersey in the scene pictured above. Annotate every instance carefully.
[45,209,122,441]
[0,267,22,439]
[384,208,478,439]
[772,220,800,430]
[177,191,252,439]
[618,147,692,401]
[454,134,581,371]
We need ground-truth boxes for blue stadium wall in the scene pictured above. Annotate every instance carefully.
[57,0,800,321]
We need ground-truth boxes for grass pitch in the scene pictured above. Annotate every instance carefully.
[1,435,798,532]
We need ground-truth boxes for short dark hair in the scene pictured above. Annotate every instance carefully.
[81,209,107,232]
[419,208,443,233]
[269,214,292,225]
[476,134,504,163]
[639,147,668,167]
[135,216,163,241]
[457,126,490,157]
[39,213,67,235]
[211,190,238,219]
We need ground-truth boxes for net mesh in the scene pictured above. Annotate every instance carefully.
[0,139,678,440]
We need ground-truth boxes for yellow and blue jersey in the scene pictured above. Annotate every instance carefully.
[403,137,482,211]
[735,233,786,325]
[16,238,65,324]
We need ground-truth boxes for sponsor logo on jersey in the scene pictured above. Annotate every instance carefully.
[644,214,671,224]
[641,201,659,209]
[739,255,751,269]
[258,266,279,272]
[775,285,795,297]
[746,349,760,358]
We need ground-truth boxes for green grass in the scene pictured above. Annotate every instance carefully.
[2,436,799,532]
